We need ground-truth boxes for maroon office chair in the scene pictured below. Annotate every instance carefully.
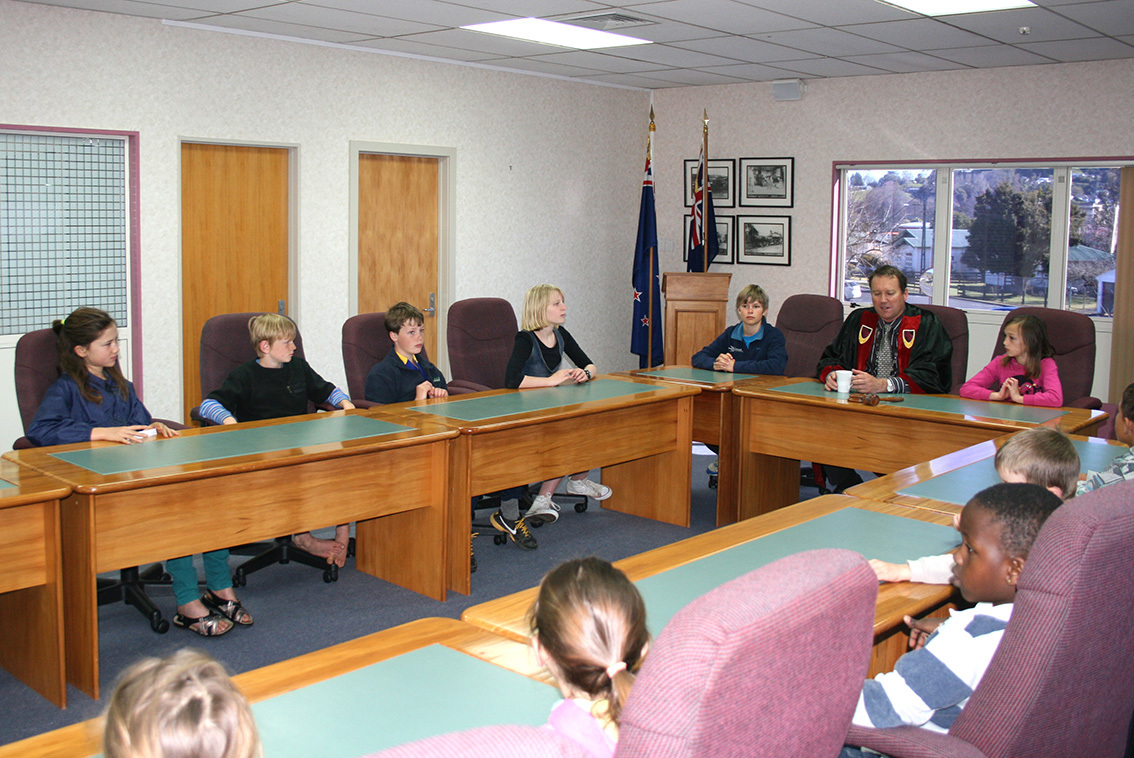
[367,725,591,758]
[446,297,519,392]
[617,549,877,757]
[845,479,1134,758]
[775,293,845,379]
[919,303,969,394]
[13,326,187,633]
[342,312,390,409]
[194,312,342,585]
[990,306,1099,409]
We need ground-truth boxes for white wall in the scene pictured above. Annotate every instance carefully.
[0,0,649,444]
[653,60,1131,397]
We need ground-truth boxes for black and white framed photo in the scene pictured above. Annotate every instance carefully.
[739,157,794,208]
[684,158,735,208]
[683,215,735,264]
[738,215,791,266]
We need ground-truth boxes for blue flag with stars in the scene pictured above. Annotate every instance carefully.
[686,146,719,272]
[631,119,663,368]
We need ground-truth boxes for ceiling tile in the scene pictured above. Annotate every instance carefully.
[843,50,971,72]
[475,56,608,75]
[739,0,916,26]
[668,34,819,63]
[771,57,892,76]
[627,0,816,35]
[930,43,1057,67]
[395,27,574,55]
[942,6,1102,43]
[451,0,606,15]
[351,37,499,60]
[530,49,671,72]
[699,61,817,80]
[113,0,286,11]
[1018,36,1134,60]
[194,14,369,42]
[756,26,906,57]
[242,4,443,36]
[844,18,998,50]
[1051,0,1134,36]
[602,42,741,67]
[311,0,508,27]
[21,0,210,19]
[580,71,680,87]
[639,67,748,84]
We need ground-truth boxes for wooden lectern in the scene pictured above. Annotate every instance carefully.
[662,272,732,364]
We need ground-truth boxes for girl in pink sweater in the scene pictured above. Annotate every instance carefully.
[960,315,1063,406]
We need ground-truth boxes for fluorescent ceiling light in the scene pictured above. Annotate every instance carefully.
[879,0,1035,15]
[461,18,651,50]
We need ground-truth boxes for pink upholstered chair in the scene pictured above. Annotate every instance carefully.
[845,478,1134,758]
[446,297,518,392]
[990,306,1099,409]
[366,724,591,758]
[919,303,969,394]
[616,548,878,758]
[775,293,845,379]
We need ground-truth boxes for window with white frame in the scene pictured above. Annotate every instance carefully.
[1,130,130,335]
[836,162,1122,317]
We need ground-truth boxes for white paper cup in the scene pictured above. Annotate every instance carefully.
[835,370,853,393]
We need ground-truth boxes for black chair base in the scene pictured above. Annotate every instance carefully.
[96,564,172,634]
[230,536,350,586]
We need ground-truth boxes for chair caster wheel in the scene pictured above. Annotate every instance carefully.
[708,475,718,489]
[531,520,543,528]
[575,501,588,513]
[323,565,338,583]
[152,617,170,634]
[232,572,247,588]
[494,534,506,546]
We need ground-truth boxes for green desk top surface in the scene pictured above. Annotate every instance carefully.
[769,382,1066,424]
[253,644,557,757]
[0,480,14,491]
[411,378,661,422]
[50,415,414,476]
[637,368,754,384]
[637,507,959,632]
[896,438,1129,506]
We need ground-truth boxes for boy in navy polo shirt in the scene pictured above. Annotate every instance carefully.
[364,302,448,405]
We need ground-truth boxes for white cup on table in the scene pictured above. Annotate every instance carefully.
[835,370,853,393]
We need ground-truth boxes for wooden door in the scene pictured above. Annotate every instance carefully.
[358,154,439,357]
[181,143,289,421]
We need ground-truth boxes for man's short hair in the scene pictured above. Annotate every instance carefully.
[248,314,296,357]
[966,482,1062,557]
[995,427,1080,499]
[869,265,908,292]
[736,284,769,311]
[384,302,424,335]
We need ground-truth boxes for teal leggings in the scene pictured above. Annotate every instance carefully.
[166,549,233,606]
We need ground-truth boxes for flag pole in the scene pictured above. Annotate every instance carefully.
[701,109,709,273]
[647,106,657,368]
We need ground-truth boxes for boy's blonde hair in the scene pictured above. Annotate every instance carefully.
[995,427,1079,499]
[521,284,564,332]
[248,314,296,357]
[736,284,769,311]
[103,649,262,758]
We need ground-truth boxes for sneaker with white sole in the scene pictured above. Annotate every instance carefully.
[706,459,718,476]
[490,511,537,550]
[525,494,560,525]
[566,478,612,501]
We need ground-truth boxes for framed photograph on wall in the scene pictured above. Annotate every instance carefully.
[683,215,735,264]
[737,215,791,266]
[739,157,794,208]
[684,158,735,208]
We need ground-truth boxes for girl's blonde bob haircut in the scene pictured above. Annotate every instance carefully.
[521,284,565,332]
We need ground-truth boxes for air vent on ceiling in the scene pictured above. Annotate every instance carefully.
[560,13,656,31]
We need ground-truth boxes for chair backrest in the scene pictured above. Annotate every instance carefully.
[14,328,61,435]
[990,306,1096,405]
[366,724,591,758]
[947,479,1134,757]
[918,303,969,393]
[446,298,518,391]
[616,549,877,758]
[197,312,313,413]
[775,294,845,378]
[342,312,434,403]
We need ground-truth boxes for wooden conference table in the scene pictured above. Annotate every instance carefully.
[0,617,553,758]
[0,459,68,708]
[462,494,960,677]
[613,366,776,526]
[3,411,456,699]
[847,432,1131,517]
[379,376,698,594]
[733,377,1107,519]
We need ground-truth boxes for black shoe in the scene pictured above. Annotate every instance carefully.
[490,510,538,550]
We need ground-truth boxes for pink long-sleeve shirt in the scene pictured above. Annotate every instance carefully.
[959,356,1063,407]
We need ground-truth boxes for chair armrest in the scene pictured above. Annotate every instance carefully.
[1069,396,1102,411]
[447,379,491,394]
[12,436,33,450]
[845,724,987,758]
[351,399,382,410]
[154,418,188,432]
